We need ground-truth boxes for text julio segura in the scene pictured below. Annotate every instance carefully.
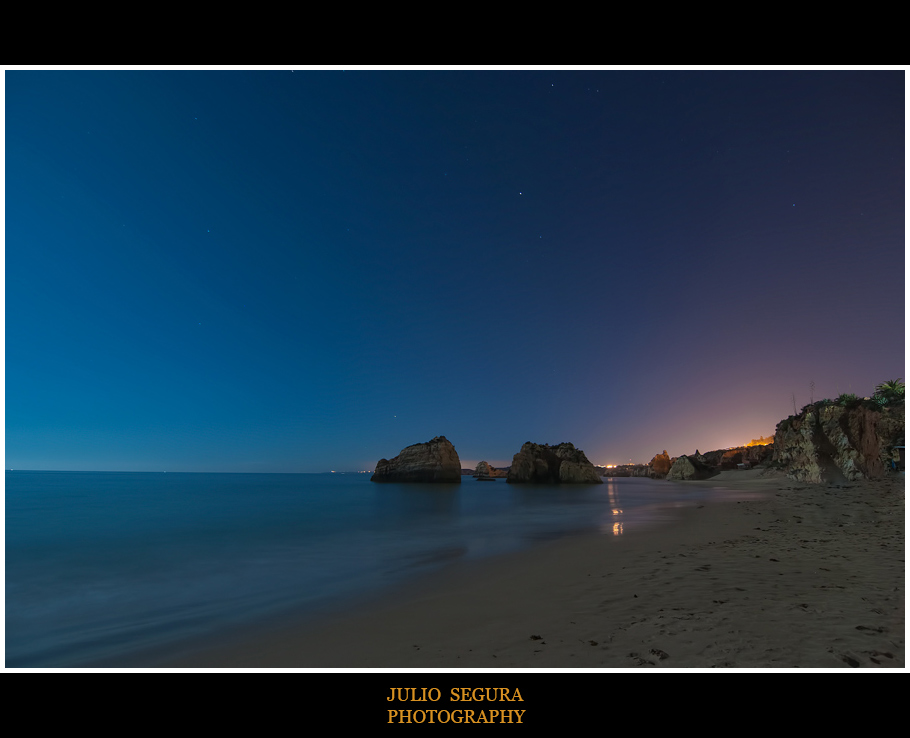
[387,687,525,724]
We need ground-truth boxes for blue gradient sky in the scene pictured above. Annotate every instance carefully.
[5,69,905,471]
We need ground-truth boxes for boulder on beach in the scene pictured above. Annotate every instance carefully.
[507,442,603,484]
[371,436,462,483]
[666,454,715,481]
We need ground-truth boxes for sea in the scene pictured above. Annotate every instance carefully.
[5,470,731,668]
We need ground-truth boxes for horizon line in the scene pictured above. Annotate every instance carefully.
[5,469,376,475]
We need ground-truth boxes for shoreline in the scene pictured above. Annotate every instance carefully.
[156,469,903,669]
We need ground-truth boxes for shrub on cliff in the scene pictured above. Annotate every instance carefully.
[873,379,904,407]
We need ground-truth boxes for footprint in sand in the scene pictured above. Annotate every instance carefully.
[840,654,861,668]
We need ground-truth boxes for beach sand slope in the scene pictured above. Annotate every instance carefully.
[166,470,904,669]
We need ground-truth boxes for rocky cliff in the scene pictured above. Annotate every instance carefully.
[772,401,903,483]
[371,436,462,483]
[701,444,774,469]
[507,442,603,484]
[604,464,651,477]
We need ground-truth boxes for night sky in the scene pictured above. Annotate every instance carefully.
[5,69,905,472]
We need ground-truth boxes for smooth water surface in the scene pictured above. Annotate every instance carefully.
[6,471,720,667]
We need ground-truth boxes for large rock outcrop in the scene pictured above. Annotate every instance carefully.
[473,461,507,478]
[648,450,672,478]
[666,454,715,481]
[371,436,462,483]
[772,402,904,483]
[507,442,603,484]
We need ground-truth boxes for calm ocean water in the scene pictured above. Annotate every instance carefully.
[6,470,722,667]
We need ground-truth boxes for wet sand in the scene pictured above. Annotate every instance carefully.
[163,469,904,669]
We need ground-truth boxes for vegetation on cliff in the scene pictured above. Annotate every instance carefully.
[771,380,904,483]
[776,379,903,435]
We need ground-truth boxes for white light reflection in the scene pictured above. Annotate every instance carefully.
[598,480,624,535]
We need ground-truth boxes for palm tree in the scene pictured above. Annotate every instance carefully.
[873,379,904,405]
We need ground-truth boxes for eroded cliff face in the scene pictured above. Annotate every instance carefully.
[772,403,903,483]
[507,442,603,484]
[371,436,462,483]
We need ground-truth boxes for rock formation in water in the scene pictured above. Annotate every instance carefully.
[507,442,603,484]
[371,436,462,483]
[772,401,904,483]
[474,460,492,477]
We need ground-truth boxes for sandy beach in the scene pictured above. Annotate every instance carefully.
[163,469,904,669]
